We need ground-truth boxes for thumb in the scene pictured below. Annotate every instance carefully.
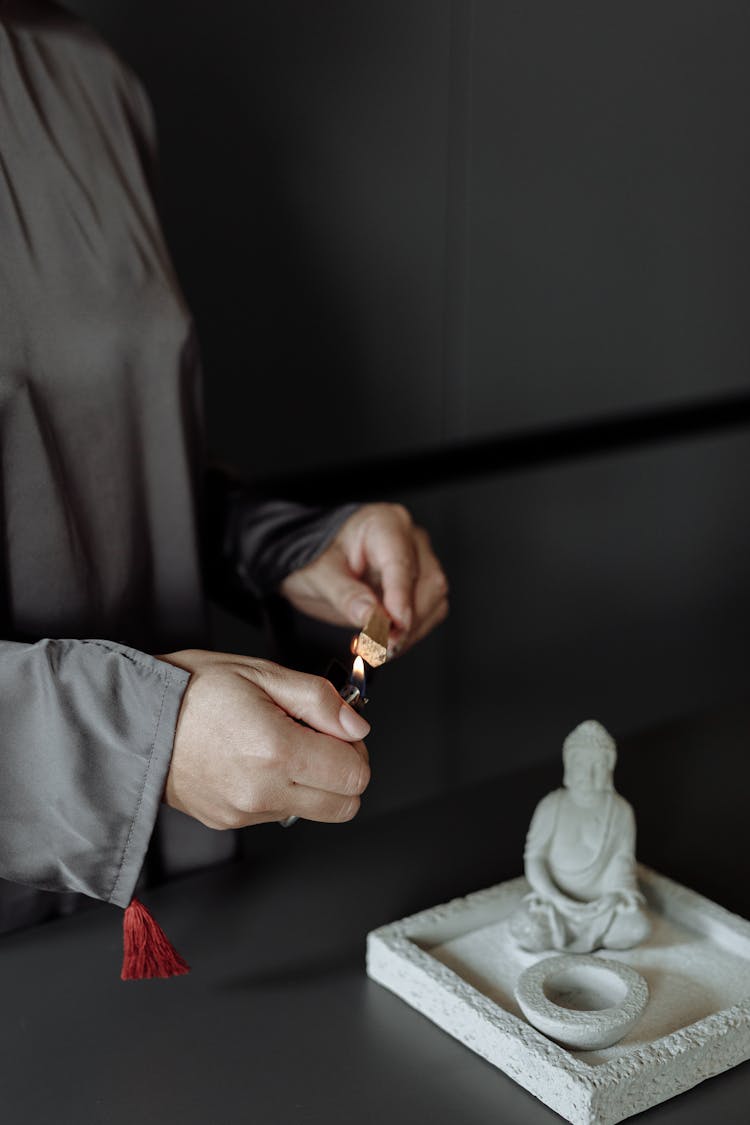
[240,660,371,741]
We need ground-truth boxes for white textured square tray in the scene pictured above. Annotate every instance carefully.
[366,867,750,1125]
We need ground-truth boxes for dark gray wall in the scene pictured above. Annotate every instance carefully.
[66,0,452,474]
[64,0,750,813]
[460,2,750,439]
[65,0,750,467]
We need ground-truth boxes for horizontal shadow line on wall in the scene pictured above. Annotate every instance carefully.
[254,390,750,503]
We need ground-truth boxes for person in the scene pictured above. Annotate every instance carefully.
[0,0,449,932]
[509,720,650,953]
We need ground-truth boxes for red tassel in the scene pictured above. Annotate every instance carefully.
[121,897,190,980]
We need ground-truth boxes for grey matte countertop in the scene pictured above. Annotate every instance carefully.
[2,705,750,1124]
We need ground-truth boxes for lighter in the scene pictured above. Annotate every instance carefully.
[279,653,370,828]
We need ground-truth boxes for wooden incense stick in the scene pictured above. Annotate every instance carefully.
[355,607,390,667]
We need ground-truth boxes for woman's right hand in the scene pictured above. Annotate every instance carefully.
[158,650,371,829]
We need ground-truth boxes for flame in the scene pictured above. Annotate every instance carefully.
[352,654,365,688]
[350,634,359,655]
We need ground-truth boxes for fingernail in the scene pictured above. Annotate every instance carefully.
[339,704,370,740]
[351,597,375,626]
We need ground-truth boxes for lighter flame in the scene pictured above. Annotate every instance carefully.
[352,655,365,685]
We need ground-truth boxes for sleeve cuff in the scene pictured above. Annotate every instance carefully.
[226,495,362,598]
[108,660,190,908]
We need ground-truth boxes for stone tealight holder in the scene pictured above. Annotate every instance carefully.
[515,954,649,1051]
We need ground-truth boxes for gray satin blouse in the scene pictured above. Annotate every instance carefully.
[0,0,355,930]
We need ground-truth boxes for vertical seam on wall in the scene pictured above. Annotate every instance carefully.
[440,0,475,447]
[440,0,475,789]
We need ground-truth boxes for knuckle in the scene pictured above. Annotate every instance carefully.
[241,657,276,690]
[386,549,418,579]
[230,808,249,829]
[389,502,412,526]
[237,778,280,821]
[434,570,450,597]
[363,501,412,529]
[359,501,387,526]
[346,757,371,797]
[269,737,293,768]
[266,725,295,766]
[197,813,224,830]
[398,550,418,571]
[216,807,245,830]
[309,675,335,711]
[335,795,361,823]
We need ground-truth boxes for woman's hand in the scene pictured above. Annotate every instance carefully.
[159,650,371,828]
[279,503,449,657]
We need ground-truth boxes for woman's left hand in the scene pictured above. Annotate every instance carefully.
[279,502,449,658]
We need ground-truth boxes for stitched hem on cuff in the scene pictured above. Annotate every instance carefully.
[108,663,190,908]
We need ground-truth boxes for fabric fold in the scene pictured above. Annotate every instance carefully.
[0,638,189,907]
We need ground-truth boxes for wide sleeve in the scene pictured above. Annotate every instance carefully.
[0,638,189,909]
[203,467,360,615]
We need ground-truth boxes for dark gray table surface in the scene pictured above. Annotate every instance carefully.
[3,705,750,1125]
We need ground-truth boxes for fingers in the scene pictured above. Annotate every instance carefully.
[277,503,448,653]
[281,784,364,824]
[219,778,368,829]
[287,725,371,797]
[237,660,371,803]
[413,526,450,616]
[303,545,379,628]
[239,660,370,741]
[360,504,418,630]
[399,594,449,655]
[400,527,449,650]
[360,511,449,649]
[277,500,449,655]
[160,649,375,833]
[233,726,371,827]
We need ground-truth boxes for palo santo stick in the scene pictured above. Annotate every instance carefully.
[355,607,390,667]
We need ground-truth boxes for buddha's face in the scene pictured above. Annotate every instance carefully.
[563,747,613,804]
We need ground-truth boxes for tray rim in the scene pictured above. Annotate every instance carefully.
[366,865,750,1123]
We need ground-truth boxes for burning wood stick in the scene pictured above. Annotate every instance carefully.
[354,607,391,667]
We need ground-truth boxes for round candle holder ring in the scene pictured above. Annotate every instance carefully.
[515,954,649,1051]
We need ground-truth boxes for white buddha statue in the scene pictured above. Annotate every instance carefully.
[510,720,651,953]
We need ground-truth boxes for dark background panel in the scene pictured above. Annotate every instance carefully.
[65,0,750,465]
[443,428,750,784]
[459,1,750,439]
[66,0,451,475]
